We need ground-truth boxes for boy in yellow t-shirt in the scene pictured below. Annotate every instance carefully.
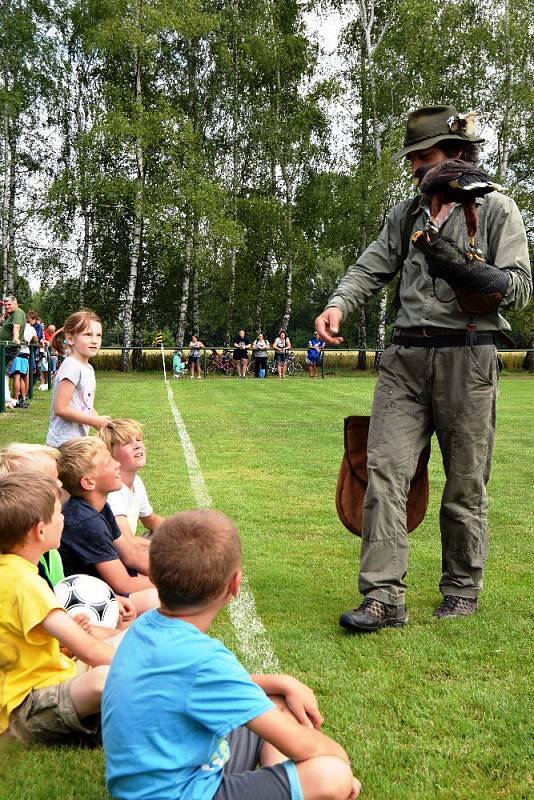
[0,471,115,744]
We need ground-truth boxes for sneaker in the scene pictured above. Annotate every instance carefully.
[16,398,30,409]
[39,383,49,391]
[339,598,408,633]
[434,595,477,618]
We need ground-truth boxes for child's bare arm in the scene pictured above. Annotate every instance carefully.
[247,707,349,764]
[96,558,155,594]
[251,674,323,729]
[54,379,110,429]
[113,531,150,573]
[113,515,151,550]
[41,608,115,665]
[140,513,164,533]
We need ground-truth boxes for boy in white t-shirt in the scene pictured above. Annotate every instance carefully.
[98,420,164,557]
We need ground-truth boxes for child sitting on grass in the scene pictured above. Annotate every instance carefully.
[58,437,158,615]
[102,509,361,800]
[0,443,67,587]
[0,443,136,633]
[0,472,115,745]
[98,418,164,546]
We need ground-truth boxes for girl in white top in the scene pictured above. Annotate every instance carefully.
[251,333,270,377]
[273,330,291,379]
[46,310,111,446]
[188,335,205,379]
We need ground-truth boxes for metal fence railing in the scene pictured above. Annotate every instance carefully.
[2,342,533,413]
[1,342,52,413]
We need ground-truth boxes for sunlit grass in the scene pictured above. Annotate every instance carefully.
[1,372,533,799]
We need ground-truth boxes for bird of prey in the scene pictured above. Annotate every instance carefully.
[412,159,503,259]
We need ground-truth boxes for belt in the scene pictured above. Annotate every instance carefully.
[393,327,495,347]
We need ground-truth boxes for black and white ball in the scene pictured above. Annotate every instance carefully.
[54,574,120,628]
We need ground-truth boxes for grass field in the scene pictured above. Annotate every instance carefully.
[1,372,533,800]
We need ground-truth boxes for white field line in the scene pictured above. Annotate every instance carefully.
[165,381,280,674]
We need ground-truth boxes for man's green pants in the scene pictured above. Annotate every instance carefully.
[360,343,499,605]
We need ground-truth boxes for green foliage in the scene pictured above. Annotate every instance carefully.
[2,0,533,349]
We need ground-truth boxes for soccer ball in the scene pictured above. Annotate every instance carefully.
[54,574,120,628]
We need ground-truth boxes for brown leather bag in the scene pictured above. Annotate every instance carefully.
[336,416,431,536]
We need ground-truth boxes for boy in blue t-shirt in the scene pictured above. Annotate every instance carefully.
[102,510,361,800]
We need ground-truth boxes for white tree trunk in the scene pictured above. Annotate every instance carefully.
[191,228,199,337]
[376,291,387,350]
[76,73,91,308]
[357,307,367,370]
[358,0,390,348]
[280,261,293,331]
[79,211,90,307]
[120,46,145,372]
[255,249,273,333]
[176,229,192,347]
[497,0,512,180]
[225,41,240,347]
[224,246,236,347]
[5,121,17,295]
[1,117,9,297]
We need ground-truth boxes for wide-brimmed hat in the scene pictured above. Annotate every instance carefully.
[393,105,485,161]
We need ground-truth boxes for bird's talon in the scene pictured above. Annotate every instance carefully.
[466,244,484,261]
[411,230,426,245]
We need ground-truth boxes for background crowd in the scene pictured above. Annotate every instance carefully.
[1,294,59,410]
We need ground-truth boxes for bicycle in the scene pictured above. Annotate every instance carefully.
[268,351,303,376]
[206,350,235,376]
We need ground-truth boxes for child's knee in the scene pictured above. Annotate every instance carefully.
[298,756,353,800]
[88,665,109,698]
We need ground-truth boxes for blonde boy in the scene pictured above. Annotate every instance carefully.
[0,443,136,631]
[0,472,114,744]
[0,444,67,587]
[58,438,158,614]
[103,510,361,800]
[98,419,163,548]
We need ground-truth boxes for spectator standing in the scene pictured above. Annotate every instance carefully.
[233,329,250,378]
[306,331,324,378]
[40,323,57,389]
[273,330,291,379]
[251,332,270,377]
[187,335,205,380]
[32,313,45,388]
[0,295,25,373]
[8,311,38,408]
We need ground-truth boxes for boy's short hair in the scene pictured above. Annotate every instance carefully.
[0,471,61,552]
[0,443,59,475]
[150,510,242,609]
[98,419,144,452]
[58,437,109,496]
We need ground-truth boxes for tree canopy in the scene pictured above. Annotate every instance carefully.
[1,0,532,359]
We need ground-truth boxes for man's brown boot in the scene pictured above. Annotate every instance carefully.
[434,595,477,618]
[340,598,408,633]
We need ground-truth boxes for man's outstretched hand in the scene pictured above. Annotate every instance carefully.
[315,307,344,345]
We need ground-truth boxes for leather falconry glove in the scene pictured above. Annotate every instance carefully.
[415,235,510,316]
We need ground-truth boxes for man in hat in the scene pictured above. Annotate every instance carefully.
[316,105,532,632]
